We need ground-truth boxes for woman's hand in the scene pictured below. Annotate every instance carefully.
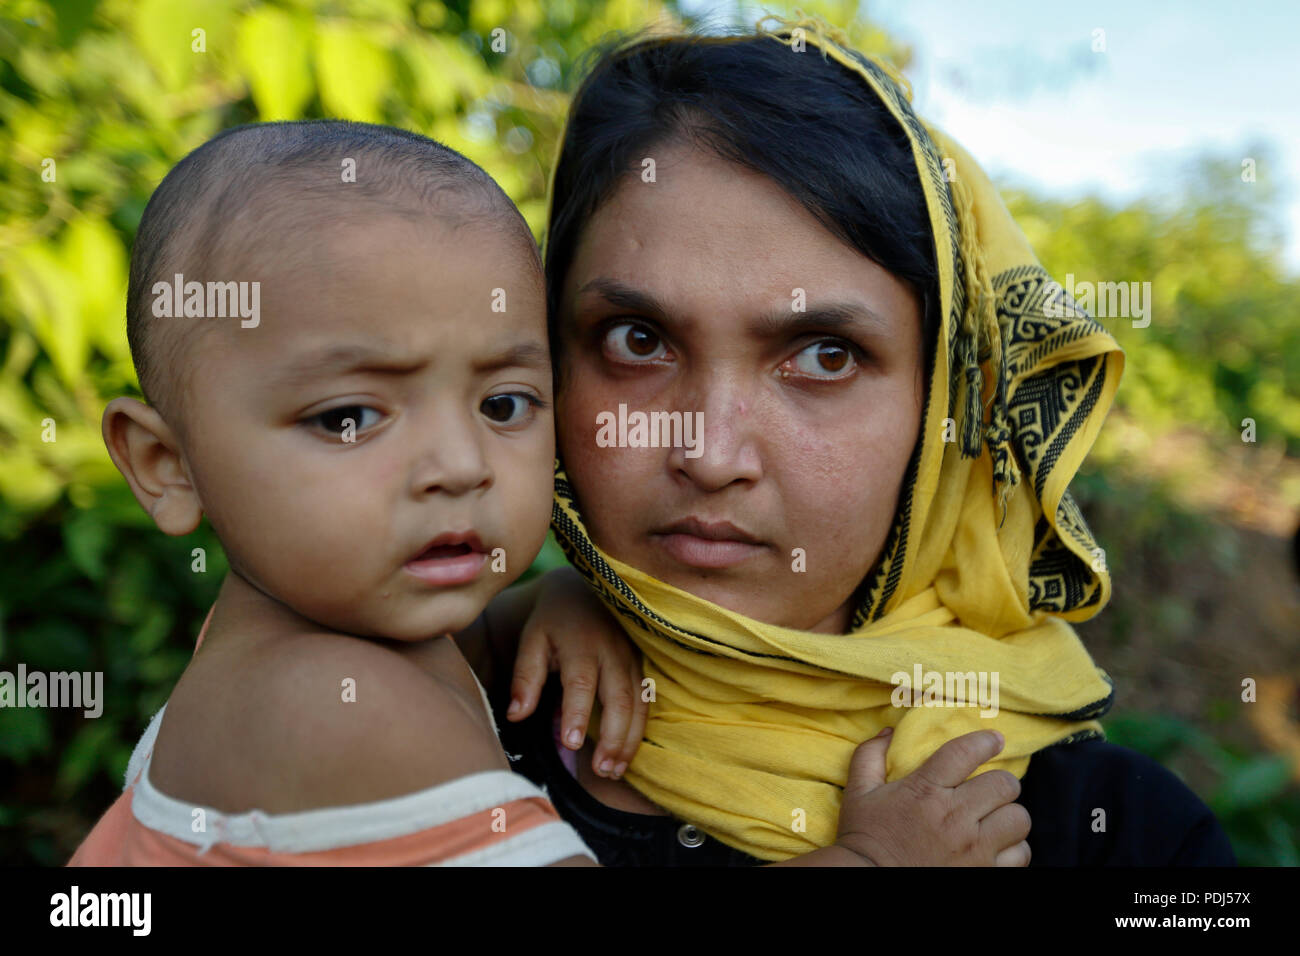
[507,566,649,780]
[832,728,1032,866]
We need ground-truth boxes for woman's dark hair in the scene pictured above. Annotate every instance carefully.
[544,32,940,379]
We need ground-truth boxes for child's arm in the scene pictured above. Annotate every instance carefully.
[457,566,648,780]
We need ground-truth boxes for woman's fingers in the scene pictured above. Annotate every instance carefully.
[507,626,552,722]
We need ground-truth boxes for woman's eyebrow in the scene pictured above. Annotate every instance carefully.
[573,279,892,341]
[573,278,671,322]
[749,301,894,339]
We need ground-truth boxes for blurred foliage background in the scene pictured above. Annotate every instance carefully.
[1,0,1296,866]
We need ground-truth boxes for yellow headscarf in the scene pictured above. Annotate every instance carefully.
[547,15,1124,861]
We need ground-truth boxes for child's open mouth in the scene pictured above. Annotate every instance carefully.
[404,532,489,586]
[418,543,474,559]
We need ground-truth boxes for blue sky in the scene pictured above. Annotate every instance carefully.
[681,0,1300,272]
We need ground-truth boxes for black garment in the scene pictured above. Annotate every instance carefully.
[494,677,1236,866]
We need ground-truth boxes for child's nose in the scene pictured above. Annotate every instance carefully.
[409,415,493,497]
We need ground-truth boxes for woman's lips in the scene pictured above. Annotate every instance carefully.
[652,532,766,569]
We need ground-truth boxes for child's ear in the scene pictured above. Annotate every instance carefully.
[102,397,203,536]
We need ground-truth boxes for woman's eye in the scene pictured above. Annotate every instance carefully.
[603,322,667,362]
[310,405,383,435]
[785,340,858,380]
[481,393,538,425]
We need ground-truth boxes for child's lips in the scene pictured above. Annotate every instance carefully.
[404,531,489,586]
[404,549,488,586]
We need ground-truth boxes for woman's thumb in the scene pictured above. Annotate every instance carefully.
[846,727,893,793]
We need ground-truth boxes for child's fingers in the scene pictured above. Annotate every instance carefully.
[912,730,1003,790]
[558,654,599,750]
[980,803,1032,860]
[957,768,1021,820]
[592,657,635,777]
[994,839,1032,867]
[613,670,649,775]
[507,627,551,722]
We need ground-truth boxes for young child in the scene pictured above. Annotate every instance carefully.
[68,119,621,866]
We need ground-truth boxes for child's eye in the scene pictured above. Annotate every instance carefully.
[308,405,383,436]
[780,339,859,381]
[603,322,668,363]
[481,392,543,426]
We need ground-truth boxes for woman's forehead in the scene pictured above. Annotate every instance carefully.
[562,145,920,332]
[579,141,809,248]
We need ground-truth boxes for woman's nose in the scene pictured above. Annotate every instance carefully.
[667,375,763,492]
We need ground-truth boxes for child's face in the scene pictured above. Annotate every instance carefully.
[177,212,553,640]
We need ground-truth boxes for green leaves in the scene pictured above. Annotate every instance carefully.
[62,217,128,365]
[55,720,120,799]
[6,240,87,393]
[130,0,237,91]
[0,707,52,764]
[314,20,392,122]
[10,620,93,673]
[62,507,113,582]
[1006,161,1300,455]
[1102,712,1203,763]
[1215,754,1294,815]
[1103,710,1300,864]
[238,7,313,119]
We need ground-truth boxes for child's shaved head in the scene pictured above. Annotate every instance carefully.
[126,120,540,425]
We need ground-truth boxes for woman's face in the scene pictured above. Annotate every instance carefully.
[555,141,926,633]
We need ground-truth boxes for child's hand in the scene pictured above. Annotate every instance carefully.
[506,566,648,779]
[834,728,1031,866]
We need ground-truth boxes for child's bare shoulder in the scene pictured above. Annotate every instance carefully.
[150,628,507,815]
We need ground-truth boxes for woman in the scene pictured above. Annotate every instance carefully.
[492,17,1235,866]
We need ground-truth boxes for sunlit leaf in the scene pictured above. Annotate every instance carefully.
[61,217,129,363]
[237,7,315,119]
[314,21,392,122]
[5,242,87,392]
[131,0,203,90]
